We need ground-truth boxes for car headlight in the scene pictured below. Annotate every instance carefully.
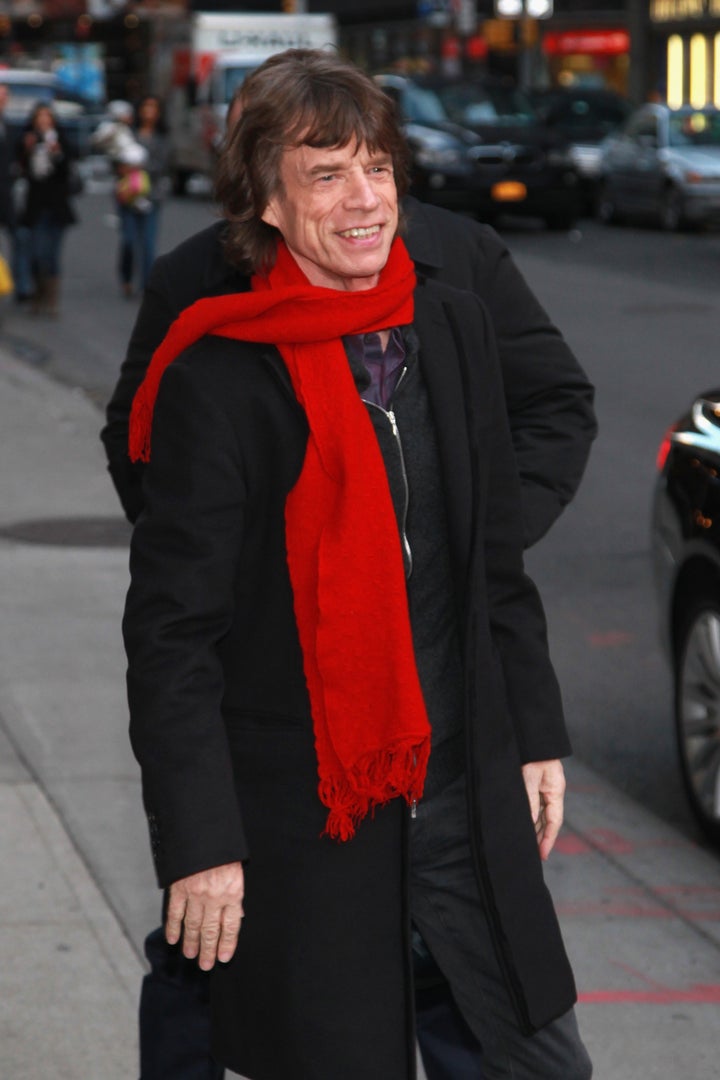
[414,145,464,168]
[684,170,720,184]
[546,148,574,167]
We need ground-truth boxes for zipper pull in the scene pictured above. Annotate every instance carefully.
[411,798,417,820]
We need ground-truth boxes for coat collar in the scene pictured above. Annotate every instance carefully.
[402,195,444,275]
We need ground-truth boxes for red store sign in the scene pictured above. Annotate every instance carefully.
[543,29,630,56]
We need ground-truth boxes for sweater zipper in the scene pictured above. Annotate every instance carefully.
[363,366,412,578]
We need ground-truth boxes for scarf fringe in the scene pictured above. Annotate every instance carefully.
[319,736,431,841]
[129,389,153,463]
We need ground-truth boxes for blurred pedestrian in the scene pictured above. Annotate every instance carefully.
[0,82,33,303]
[119,94,168,298]
[90,98,139,164]
[114,141,152,215]
[16,102,77,316]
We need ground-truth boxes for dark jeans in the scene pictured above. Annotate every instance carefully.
[410,775,592,1080]
[119,202,160,291]
[139,925,484,1079]
[28,213,65,278]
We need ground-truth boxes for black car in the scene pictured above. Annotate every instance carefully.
[375,73,581,230]
[531,87,632,210]
[652,389,720,845]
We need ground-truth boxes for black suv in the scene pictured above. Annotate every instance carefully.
[531,87,632,210]
[375,73,581,230]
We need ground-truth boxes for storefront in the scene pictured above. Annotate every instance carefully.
[541,27,630,93]
[650,0,720,106]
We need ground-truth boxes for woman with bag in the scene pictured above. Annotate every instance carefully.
[117,95,169,298]
[16,102,77,316]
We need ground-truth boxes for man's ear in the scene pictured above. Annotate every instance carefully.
[261,197,280,229]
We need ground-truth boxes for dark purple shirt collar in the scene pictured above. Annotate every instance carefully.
[343,327,406,410]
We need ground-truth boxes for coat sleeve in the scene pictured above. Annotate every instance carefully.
[409,198,597,549]
[472,225,597,547]
[123,353,249,888]
[472,298,572,764]
[100,255,180,523]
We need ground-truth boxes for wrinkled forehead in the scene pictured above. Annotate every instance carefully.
[279,97,393,157]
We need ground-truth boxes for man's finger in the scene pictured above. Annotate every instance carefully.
[197,910,224,971]
[165,890,187,946]
[181,897,204,959]
[538,796,563,861]
[217,904,244,964]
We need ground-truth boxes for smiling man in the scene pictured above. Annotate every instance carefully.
[123,50,592,1080]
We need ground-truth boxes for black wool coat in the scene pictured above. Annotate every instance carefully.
[123,274,577,1080]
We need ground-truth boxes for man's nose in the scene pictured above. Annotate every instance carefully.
[346,170,380,208]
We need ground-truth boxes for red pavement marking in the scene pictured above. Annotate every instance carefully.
[556,884,720,920]
[554,829,635,855]
[554,834,591,855]
[579,985,720,1004]
[557,900,673,918]
[579,964,720,1003]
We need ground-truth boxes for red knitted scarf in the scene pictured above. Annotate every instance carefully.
[129,238,431,840]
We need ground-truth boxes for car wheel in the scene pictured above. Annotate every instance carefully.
[675,602,720,846]
[544,210,578,231]
[596,181,622,225]
[659,186,684,232]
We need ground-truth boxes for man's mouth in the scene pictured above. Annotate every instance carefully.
[338,225,381,239]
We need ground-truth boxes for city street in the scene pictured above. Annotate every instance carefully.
[2,189,720,1078]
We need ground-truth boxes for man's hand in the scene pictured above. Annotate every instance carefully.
[166,861,245,971]
[521,759,566,861]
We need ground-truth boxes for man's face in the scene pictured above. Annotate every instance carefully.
[261,139,399,292]
[0,85,8,113]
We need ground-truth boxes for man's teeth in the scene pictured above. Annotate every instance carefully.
[341,226,380,238]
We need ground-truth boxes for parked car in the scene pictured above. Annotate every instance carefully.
[597,103,720,230]
[652,390,720,845]
[531,86,631,211]
[0,69,106,159]
[375,73,581,230]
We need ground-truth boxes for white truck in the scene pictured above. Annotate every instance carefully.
[155,11,339,193]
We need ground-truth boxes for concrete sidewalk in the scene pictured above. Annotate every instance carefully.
[1,345,719,1079]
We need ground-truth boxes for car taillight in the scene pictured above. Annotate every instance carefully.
[656,426,676,471]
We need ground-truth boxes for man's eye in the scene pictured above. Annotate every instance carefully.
[318,173,335,183]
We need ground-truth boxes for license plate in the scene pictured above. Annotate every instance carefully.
[491,181,527,202]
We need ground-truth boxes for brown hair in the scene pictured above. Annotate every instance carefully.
[215,49,409,273]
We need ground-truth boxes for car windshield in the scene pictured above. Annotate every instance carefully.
[402,82,449,125]
[434,82,537,127]
[547,96,630,132]
[669,111,720,148]
[220,65,258,106]
[3,83,56,99]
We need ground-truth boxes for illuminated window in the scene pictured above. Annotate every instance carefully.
[690,34,708,107]
[667,35,684,107]
[715,34,720,107]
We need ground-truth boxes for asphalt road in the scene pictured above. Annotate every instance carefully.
[5,189,719,852]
